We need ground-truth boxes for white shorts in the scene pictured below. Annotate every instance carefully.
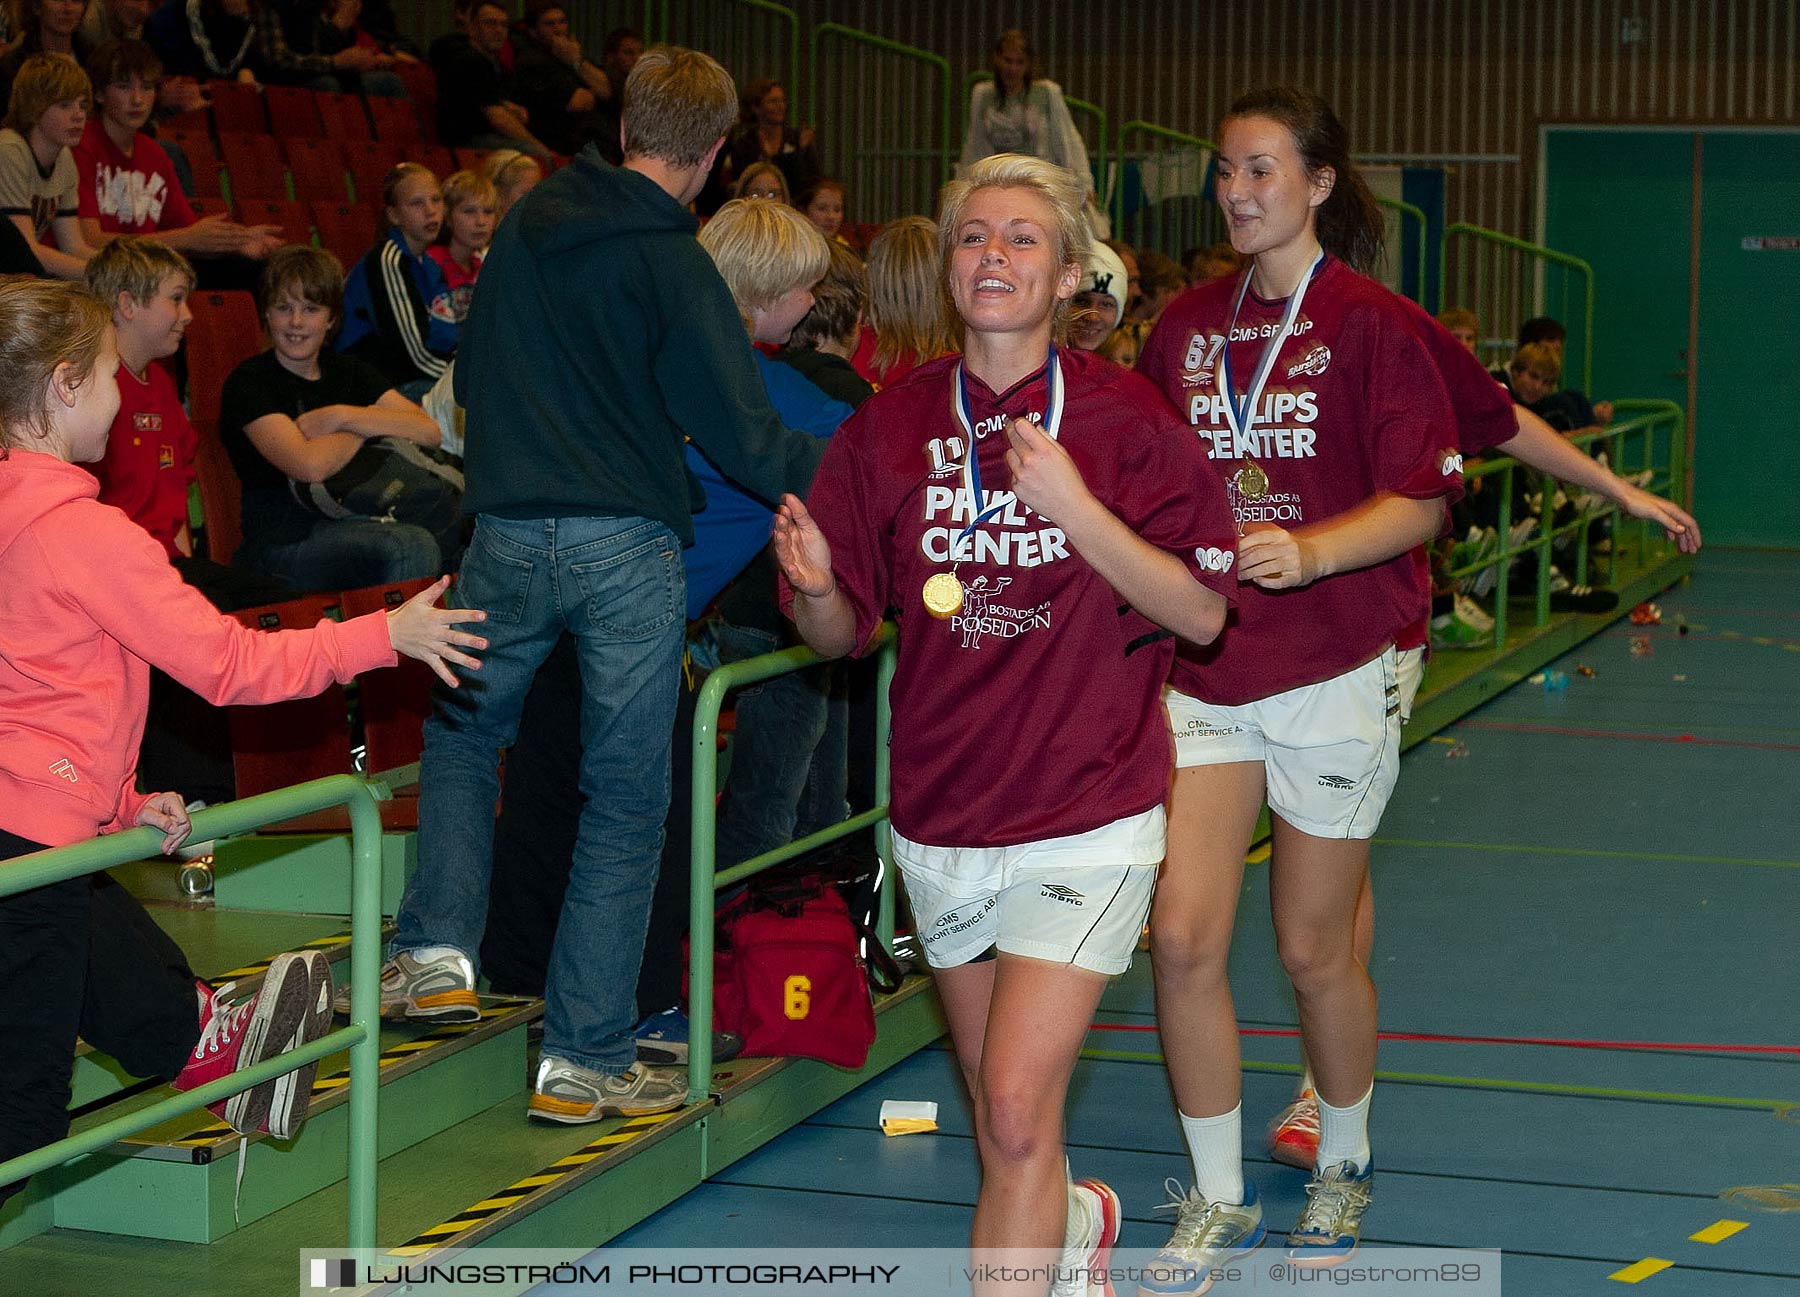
[893,807,1164,976]
[1395,645,1425,724]
[1164,648,1402,840]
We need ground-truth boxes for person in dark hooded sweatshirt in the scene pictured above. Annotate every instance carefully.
[357,44,828,1123]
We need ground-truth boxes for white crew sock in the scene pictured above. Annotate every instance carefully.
[1178,1104,1245,1205]
[1315,1084,1374,1172]
[409,944,465,965]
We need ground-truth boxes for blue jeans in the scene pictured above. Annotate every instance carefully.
[239,517,442,593]
[712,621,849,871]
[397,514,685,1073]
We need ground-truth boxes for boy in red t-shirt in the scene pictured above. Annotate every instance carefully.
[75,40,281,263]
[86,237,198,561]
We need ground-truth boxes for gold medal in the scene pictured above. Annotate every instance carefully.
[1235,461,1269,500]
[922,572,964,618]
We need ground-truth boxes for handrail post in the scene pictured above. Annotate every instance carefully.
[874,640,896,950]
[1444,222,1597,391]
[686,669,729,1104]
[811,24,954,194]
[345,780,382,1251]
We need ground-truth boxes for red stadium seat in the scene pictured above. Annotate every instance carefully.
[234,197,312,249]
[159,126,224,198]
[393,62,438,143]
[316,91,372,140]
[186,193,231,223]
[225,596,355,817]
[367,95,420,144]
[206,79,266,133]
[159,106,210,134]
[310,201,379,270]
[184,290,262,426]
[282,137,350,201]
[264,85,325,137]
[411,145,455,178]
[219,132,288,202]
[343,139,403,204]
[189,417,242,567]
[452,147,493,174]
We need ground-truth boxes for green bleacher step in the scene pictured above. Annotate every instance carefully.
[209,830,416,916]
[43,996,540,1244]
[2,977,945,1295]
[67,916,393,1112]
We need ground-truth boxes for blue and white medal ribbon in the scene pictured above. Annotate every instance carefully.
[1217,250,1324,528]
[922,348,1065,618]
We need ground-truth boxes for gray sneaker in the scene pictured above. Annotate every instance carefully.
[528,1056,687,1123]
[332,949,479,1023]
[1140,1179,1265,1296]
[1286,1159,1374,1266]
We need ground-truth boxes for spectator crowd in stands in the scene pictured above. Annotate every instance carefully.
[0,13,1701,1218]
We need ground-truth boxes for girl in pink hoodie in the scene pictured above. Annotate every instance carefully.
[0,279,487,1198]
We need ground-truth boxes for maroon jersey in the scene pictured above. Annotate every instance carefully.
[1139,256,1463,704]
[1393,296,1520,649]
[93,360,198,560]
[781,348,1238,848]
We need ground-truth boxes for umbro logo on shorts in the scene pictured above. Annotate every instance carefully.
[1317,774,1357,789]
[1039,884,1086,906]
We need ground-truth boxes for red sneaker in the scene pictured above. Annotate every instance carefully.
[172,951,331,1136]
[1269,1089,1320,1170]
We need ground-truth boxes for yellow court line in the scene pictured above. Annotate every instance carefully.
[1608,1258,1673,1283]
[1689,1220,1748,1244]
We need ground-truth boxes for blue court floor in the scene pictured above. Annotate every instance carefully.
[613,548,1800,1295]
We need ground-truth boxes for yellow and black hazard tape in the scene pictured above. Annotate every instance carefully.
[138,999,535,1152]
[387,1111,680,1257]
[206,926,391,986]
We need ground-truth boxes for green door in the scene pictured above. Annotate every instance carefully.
[1691,132,1800,547]
[1544,130,1691,409]
[1546,128,1800,547]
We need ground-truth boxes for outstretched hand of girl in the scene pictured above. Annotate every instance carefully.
[772,494,835,598]
[386,576,489,686]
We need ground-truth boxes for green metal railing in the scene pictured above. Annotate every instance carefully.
[684,630,898,1101]
[1437,405,1685,646]
[1113,121,1218,261]
[654,0,798,100]
[810,24,952,220]
[1442,222,1596,392]
[1376,195,1428,306]
[958,72,1108,188]
[0,774,389,1249]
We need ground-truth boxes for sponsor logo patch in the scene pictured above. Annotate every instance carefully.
[1317,774,1357,790]
[1039,884,1085,906]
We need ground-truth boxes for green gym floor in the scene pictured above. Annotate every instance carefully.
[610,547,1800,1294]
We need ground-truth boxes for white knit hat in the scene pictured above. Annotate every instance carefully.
[1077,243,1128,329]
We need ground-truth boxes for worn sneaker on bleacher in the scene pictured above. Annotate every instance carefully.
[333,948,479,1023]
[171,950,331,1136]
[633,1007,744,1066]
[528,1056,687,1123]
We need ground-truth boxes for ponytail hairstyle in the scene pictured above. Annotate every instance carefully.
[0,278,112,457]
[1224,86,1384,277]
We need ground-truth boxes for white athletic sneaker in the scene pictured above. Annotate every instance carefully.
[1141,1179,1266,1296]
[332,948,479,1023]
[1050,1178,1121,1297]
